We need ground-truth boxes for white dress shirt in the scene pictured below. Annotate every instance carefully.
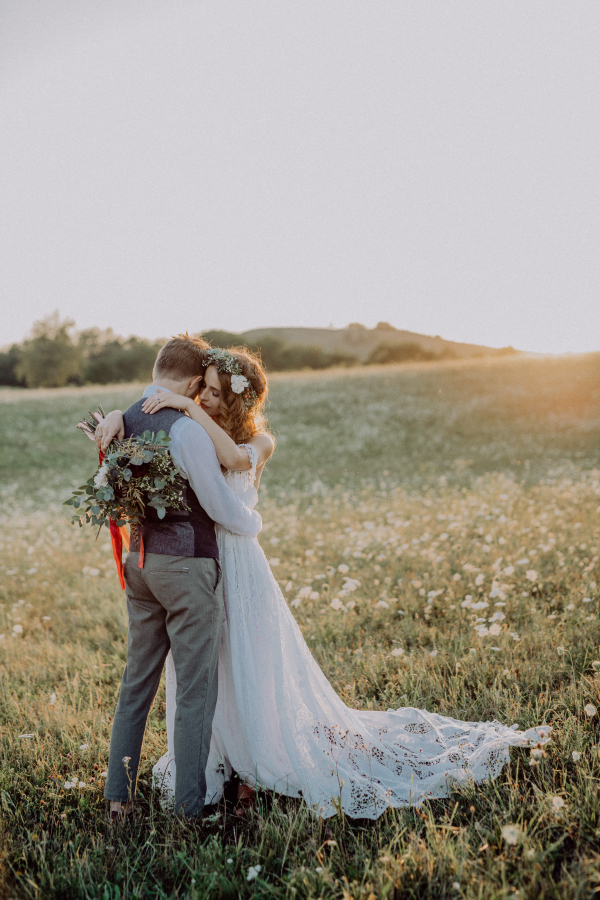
[142,385,262,538]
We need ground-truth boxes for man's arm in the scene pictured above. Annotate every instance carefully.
[170,418,262,538]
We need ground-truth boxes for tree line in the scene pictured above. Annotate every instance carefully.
[0,313,489,389]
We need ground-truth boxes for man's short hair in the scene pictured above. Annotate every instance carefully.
[154,334,209,380]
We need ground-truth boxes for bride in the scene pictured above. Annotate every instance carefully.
[101,346,550,820]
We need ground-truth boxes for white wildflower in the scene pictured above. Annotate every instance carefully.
[247,864,262,882]
[49,693,56,705]
[329,598,346,611]
[551,796,565,810]
[557,646,565,656]
[375,600,389,609]
[572,751,581,762]
[583,597,592,603]
[501,824,521,845]
[12,624,23,634]
[391,648,404,657]
[584,704,597,717]
[488,623,502,636]
[337,564,349,574]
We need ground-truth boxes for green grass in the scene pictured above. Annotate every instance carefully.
[1,353,600,899]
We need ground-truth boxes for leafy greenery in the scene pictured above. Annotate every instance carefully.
[64,409,188,531]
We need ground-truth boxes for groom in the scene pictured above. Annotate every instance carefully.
[102,335,262,820]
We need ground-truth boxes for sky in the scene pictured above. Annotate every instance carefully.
[1,1,599,354]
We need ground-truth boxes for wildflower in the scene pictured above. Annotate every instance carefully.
[593,661,600,670]
[268,558,280,566]
[19,734,35,739]
[452,884,460,891]
[100,771,108,777]
[503,565,515,576]
[122,756,131,762]
[475,574,484,586]
[375,600,389,609]
[469,648,477,655]
[12,624,23,634]
[501,824,521,845]
[247,865,262,882]
[226,858,233,864]
[525,570,538,582]
[572,751,581,762]
[79,744,88,750]
[584,704,597,717]
[391,648,404,657]
[429,650,438,658]
[583,597,592,603]
[60,813,66,819]
[337,564,349,574]
[557,646,565,656]
[329,598,346,611]
[551,796,565,810]
[530,747,544,760]
[49,693,56,705]
[488,624,502,636]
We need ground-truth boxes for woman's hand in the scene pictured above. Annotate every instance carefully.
[141,388,192,416]
[95,410,125,452]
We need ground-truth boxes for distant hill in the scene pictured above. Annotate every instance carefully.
[232,323,515,364]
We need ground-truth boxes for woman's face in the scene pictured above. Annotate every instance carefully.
[198,365,222,418]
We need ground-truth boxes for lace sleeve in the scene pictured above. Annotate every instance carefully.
[239,443,259,485]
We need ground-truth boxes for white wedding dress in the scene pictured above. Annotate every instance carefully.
[153,446,550,819]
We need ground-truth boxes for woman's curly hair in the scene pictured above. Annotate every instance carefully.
[194,343,271,446]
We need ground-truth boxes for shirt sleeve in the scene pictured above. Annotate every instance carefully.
[169,418,262,538]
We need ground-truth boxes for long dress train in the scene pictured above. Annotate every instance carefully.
[152,447,550,819]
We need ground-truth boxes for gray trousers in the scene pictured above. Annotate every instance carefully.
[104,552,223,817]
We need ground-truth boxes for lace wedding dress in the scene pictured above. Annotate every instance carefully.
[153,446,550,819]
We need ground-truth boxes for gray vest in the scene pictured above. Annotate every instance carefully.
[122,399,218,559]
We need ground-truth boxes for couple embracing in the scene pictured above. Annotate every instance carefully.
[100,334,549,824]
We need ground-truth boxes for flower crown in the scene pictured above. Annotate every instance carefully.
[203,348,259,410]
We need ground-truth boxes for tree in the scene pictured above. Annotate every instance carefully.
[16,312,83,388]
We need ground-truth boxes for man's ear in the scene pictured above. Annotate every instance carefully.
[188,374,203,395]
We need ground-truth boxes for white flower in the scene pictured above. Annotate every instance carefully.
[290,597,302,608]
[375,600,389,609]
[49,693,56,705]
[584,704,597,717]
[572,751,581,762]
[475,574,484,586]
[501,824,521,845]
[79,743,88,750]
[551,796,565,810]
[592,661,600,670]
[583,597,592,603]
[94,464,109,489]
[231,374,249,394]
[429,650,438,658]
[510,633,520,641]
[525,570,538,582]
[12,624,23,634]
[337,564,350,574]
[268,558,280,566]
[557,646,565,656]
[247,864,262,881]
[64,782,73,789]
[391,648,404,657]
[330,598,346,611]
[488,623,502,636]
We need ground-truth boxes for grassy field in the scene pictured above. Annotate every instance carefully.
[1,352,600,899]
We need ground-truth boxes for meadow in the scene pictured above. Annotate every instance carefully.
[1,352,600,899]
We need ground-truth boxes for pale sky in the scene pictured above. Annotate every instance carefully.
[1,1,599,353]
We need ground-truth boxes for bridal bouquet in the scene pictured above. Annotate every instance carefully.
[65,406,189,586]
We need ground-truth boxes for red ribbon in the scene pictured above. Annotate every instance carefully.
[99,449,143,589]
